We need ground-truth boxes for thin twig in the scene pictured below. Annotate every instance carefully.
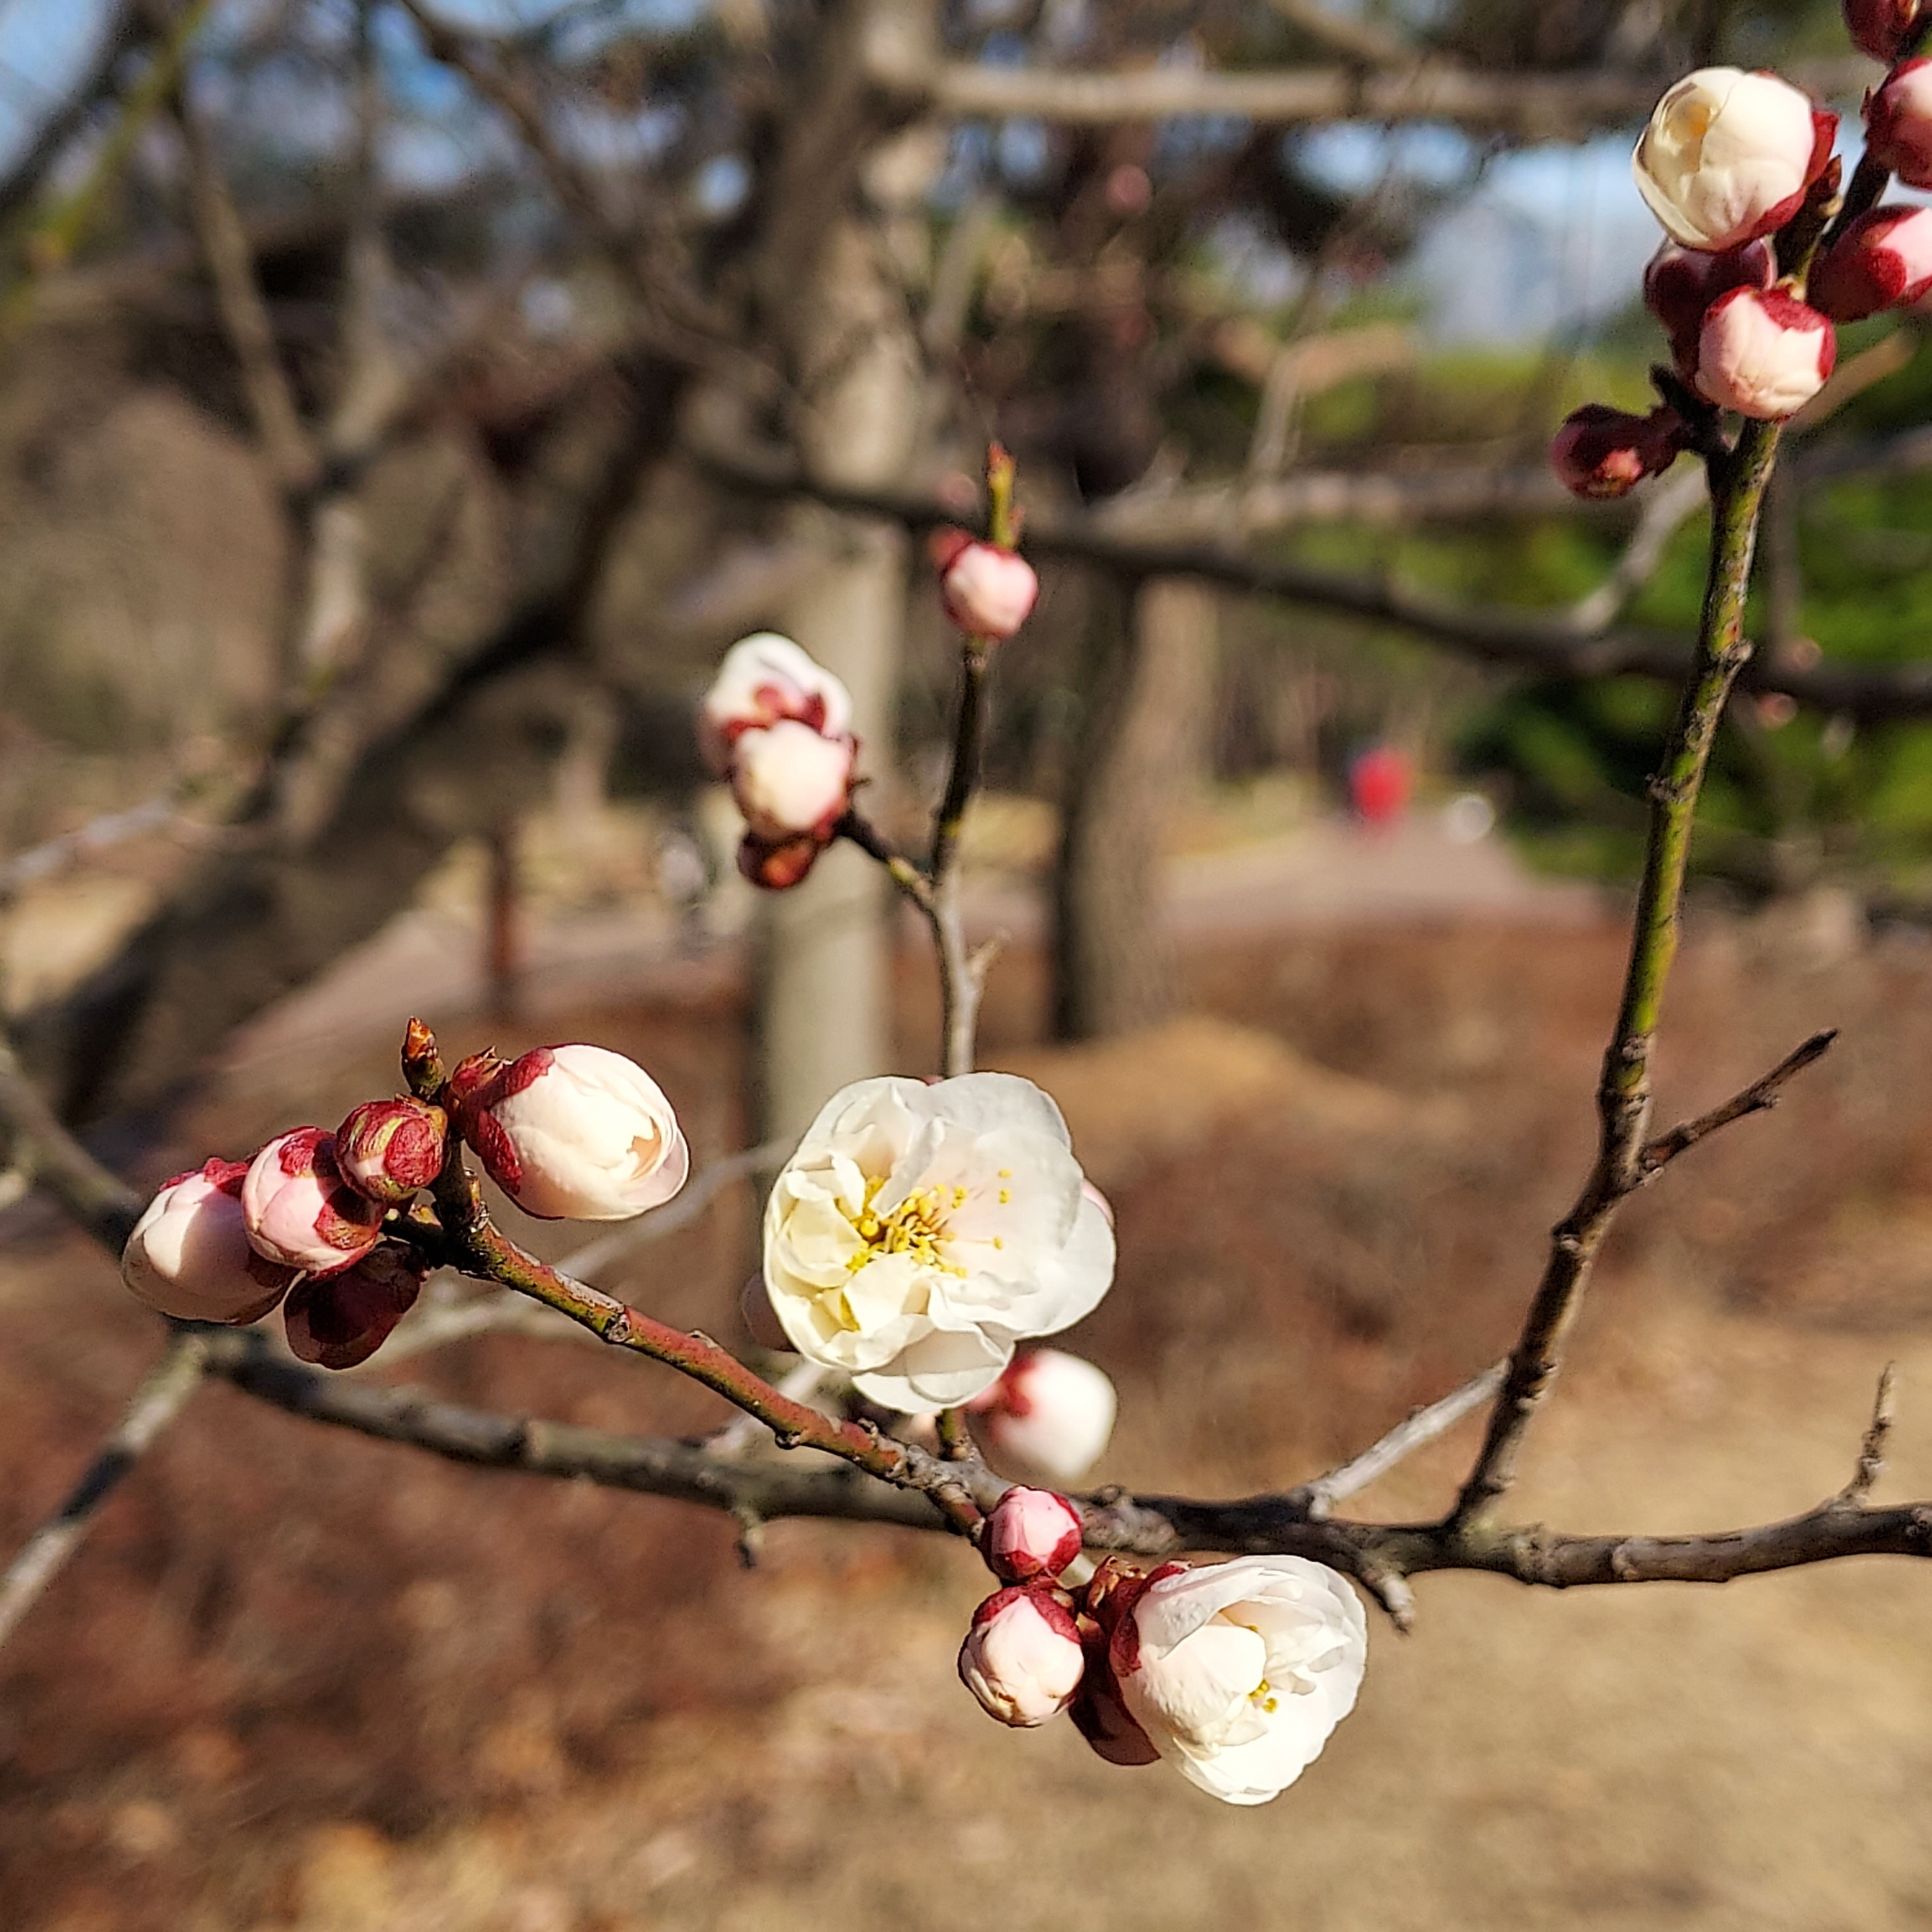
[0,1331,207,1651]
[1842,1364,1899,1506]
[1302,1361,1506,1519]
[1640,1031,1837,1178]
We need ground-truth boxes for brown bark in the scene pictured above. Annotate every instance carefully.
[1053,575,1216,1041]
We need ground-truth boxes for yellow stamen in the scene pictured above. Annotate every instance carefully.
[841,1175,964,1276]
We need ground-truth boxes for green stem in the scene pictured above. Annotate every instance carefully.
[1453,417,1781,1526]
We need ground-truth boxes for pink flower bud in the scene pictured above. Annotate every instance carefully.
[453,1043,689,1222]
[967,1348,1117,1483]
[241,1129,385,1275]
[1548,406,1687,499]
[1692,287,1835,418]
[934,529,1039,641]
[737,831,823,891]
[1865,59,1932,191]
[334,1096,448,1206]
[728,719,854,843]
[699,632,853,776]
[957,1585,1085,1727]
[283,1244,428,1369]
[1642,240,1774,367]
[984,1485,1085,1583]
[121,1158,296,1324]
[1811,206,1932,321]
[1633,69,1835,254]
[1845,0,1923,61]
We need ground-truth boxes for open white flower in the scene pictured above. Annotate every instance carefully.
[761,1074,1115,1408]
[1114,1556,1367,1806]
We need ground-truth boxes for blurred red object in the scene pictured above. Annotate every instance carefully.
[1348,745,1413,827]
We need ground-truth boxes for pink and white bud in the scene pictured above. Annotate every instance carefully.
[1633,69,1835,253]
[1864,60,1932,192]
[1692,286,1835,418]
[1642,240,1774,366]
[240,1129,386,1275]
[283,1244,428,1370]
[968,1347,1118,1483]
[334,1096,448,1206]
[728,719,854,843]
[121,1158,295,1324]
[1845,0,1923,61]
[699,632,853,776]
[453,1043,689,1222]
[1811,206,1932,321]
[934,529,1040,641]
[958,1585,1086,1727]
[984,1486,1085,1584]
[1548,405,1686,500]
[1111,1556,1368,1805]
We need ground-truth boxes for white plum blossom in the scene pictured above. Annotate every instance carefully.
[968,1346,1118,1481]
[121,1158,294,1323]
[455,1044,690,1221]
[728,719,855,841]
[762,1074,1115,1408]
[699,632,852,774]
[958,1586,1086,1727]
[1633,68,1832,253]
[1113,1556,1368,1806]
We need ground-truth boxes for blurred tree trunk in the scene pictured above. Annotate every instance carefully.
[754,0,930,1138]
[1053,575,1216,1041]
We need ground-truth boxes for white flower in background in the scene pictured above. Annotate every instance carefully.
[728,719,855,841]
[699,632,852,774]
[958,1585,1086,1727]
[1633,68,1833,253]
[1692,287,1834,418]
[121,1158,294,1324]
[1113,1557,1368,1805]
[454,1044,690,1221]
[762,1074,1115,1408]
[968,1346,1118,1481]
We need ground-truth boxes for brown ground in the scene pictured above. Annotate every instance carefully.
[6,880,1932,1931]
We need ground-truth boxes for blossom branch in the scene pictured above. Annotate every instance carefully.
[0,1330,207,1651]
[1638,1028,1838,1178]
[1454,409,1790,1527]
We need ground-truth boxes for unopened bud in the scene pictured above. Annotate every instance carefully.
[728,719,854,843]
[1642,240,1774,367]
[241,1129,385,1275]
[121,1158,295,1324]
[1548,405,1686,499]
[737,830,823,891]
[283,1244,429,1370]
[968,1348,1118,1483]
[1866,60,1932,192]
[984,1485,1085,1583]
[699,632,853,775]
[1845,0,1923,61]
[958,1585,1085,1727]
[1811,207,1932,321]
[933,528,1040,641]
[335,1096,448,1205]
[1692,287,1834,419]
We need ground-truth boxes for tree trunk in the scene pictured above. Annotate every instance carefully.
[1053,575,1215,1041]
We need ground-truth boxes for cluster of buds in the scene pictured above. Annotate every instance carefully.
[700,632,858,891]
[1552,61,1876,497]
[957,1500,1370,1807]
[121,1029,688,1369]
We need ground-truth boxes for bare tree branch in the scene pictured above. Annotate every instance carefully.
[1639,1029,1838,1178]
[1843,1364,1899,1505]
[0,1331,207,1650]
